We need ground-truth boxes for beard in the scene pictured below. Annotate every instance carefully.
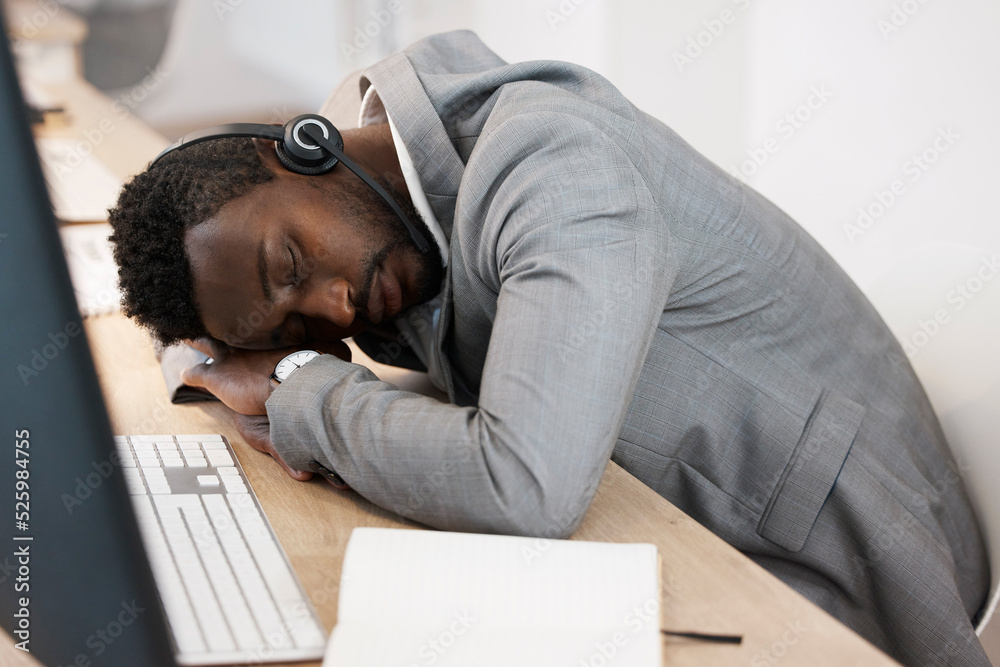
[324,171,445,327]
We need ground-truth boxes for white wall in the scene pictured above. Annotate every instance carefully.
[739,0,1000,444]
[742,0,1000,289]
[382,0,748,169]
[123,0,356,137]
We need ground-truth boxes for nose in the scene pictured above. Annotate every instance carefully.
[299,277,355,329]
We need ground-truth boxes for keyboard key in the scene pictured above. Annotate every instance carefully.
[207,450,235,467]
[197,475,220,486]
[223,478,248,494]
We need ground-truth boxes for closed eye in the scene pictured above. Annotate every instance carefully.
[287,245,300,287]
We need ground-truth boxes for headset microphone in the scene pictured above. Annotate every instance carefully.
[150,114,431,255]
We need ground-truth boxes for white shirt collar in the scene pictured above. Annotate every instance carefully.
[358,85,449,267]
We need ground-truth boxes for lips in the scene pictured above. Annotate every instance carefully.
[366,268,385,324]
[381,268,403,319]
[366,265,403,325]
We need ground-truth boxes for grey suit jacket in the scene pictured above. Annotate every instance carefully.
[268,31,989,666]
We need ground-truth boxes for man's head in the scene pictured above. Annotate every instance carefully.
[109,126,444,349]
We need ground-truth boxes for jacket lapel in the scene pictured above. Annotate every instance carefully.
[361,54,465,239]
[363,53,467,403]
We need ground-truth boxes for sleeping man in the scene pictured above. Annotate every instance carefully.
[107,31,990,666]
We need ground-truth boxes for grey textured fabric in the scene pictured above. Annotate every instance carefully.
[267,31,989,666]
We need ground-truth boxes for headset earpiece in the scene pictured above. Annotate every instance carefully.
[275,114,342,175]
[274,141,340,175]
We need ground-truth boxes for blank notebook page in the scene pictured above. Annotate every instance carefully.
[324,527,662,667]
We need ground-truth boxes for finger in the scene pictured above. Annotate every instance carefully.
[322,475,351,491]
[235,413,270,452]
[179,362,211,388]
[261,438,314,482]
[277,458,314,482]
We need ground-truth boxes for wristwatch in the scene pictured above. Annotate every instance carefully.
[269,350,322,388]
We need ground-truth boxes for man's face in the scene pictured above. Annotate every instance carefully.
[185,166,443,350]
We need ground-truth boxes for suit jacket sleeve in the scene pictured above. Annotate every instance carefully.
[267,113,675,537]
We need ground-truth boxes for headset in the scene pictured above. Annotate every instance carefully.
[150,113,431,254]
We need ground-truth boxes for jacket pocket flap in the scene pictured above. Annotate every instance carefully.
[756,390,865,552]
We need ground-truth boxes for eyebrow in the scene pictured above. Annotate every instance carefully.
[258,241,274,303]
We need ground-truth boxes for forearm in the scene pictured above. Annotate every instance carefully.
[267,356,598,537]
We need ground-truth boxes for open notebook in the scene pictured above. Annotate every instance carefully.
[324,528,662,666]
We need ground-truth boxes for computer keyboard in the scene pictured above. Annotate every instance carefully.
[115,434,327,666]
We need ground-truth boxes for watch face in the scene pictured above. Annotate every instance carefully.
[273,350,320,382]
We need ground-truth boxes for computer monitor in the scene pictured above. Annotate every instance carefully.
[0,16,176,667]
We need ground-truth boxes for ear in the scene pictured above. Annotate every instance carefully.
[252,137,285,171]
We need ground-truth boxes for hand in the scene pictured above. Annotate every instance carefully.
[234,413,313,481]
[180,337,352,415]
[180,338,286,415]
[236,413,351,490]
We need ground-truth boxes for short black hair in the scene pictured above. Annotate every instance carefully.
[108,137,275,346]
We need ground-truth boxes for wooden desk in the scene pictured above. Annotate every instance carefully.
[81,315,897,667]
[31,75,168,180]
[0,72,899,667]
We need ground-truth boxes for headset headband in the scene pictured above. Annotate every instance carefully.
[153,123,284,161]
